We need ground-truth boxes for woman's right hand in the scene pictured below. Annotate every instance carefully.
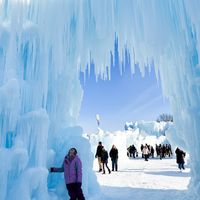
[49,167,54,172]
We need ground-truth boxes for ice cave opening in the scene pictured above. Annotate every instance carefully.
[0,0,200,200]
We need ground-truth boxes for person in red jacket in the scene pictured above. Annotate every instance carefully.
[50,148,85,200]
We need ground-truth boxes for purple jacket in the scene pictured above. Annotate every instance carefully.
[53,155,82,184]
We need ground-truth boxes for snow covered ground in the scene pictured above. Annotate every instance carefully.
[90,158,190,200]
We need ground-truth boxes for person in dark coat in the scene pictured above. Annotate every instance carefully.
[95,141,103,172]
[156,144,159,157]
[162,144,166,158]
[141,144,144,158]
[130,145,136,158]
[150,146,155,158]
[101,146,111,174]
[159,144,163,160]
[109,145,118,171]
[175,147,186,170]
[169,144,173,157]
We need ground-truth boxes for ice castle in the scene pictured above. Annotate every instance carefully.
[0,0,200,199]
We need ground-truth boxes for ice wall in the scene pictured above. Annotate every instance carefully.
[125,121,171,137]
[0,0,200,199]
[0,0,97,199]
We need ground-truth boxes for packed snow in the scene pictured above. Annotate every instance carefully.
[91,158,191,200]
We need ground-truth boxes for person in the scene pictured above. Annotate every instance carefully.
[95,141,103,172]
[175,147,186,170]
[130,145,136,158]
[50,148,85,200]
[165,144,169,157]
[101,146,111,174]
[162,144,166,158]
[169,144,173,157]
[142,144,150,161]
[127,146,131,157]
[159,144,163,160]
[156,144,159,157]
[141,144,144,158]
[109,145,118,171]
[150,146,154,158]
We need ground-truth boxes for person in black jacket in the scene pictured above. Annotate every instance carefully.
[109,145,118,171]
[175,147,186,170]
[130,145,136,158]
[141,144,144,158]
[150,146,155,158]
[95,141,103,172]
[101,146,111,174]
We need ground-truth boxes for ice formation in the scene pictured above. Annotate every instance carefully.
[0,0,200,199]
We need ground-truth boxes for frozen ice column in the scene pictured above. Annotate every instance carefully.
[0,1,86,199]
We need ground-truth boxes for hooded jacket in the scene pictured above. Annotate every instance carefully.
[53,155,82,184]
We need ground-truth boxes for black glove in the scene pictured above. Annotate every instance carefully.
[50,167,54,172]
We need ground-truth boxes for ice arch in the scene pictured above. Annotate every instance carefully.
[0,0,199,199]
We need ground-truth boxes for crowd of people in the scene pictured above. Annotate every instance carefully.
[156,144,173,158]
[47,143,186,199]
[129,144,186,170]
[127,144,138,158]
[95,141,183,173]
[95,142,184,170]
[95,142,118,174]
[127,143,173,161]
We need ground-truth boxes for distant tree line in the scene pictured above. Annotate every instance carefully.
[156,113,173,122]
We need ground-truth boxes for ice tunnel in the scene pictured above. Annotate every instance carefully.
[0,0,200,199]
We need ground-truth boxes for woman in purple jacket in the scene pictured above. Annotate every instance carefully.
[50,148,85,200]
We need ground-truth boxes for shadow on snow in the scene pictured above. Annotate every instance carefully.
[97,186,189,200]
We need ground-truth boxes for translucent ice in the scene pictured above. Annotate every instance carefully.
[0,0,200,199]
